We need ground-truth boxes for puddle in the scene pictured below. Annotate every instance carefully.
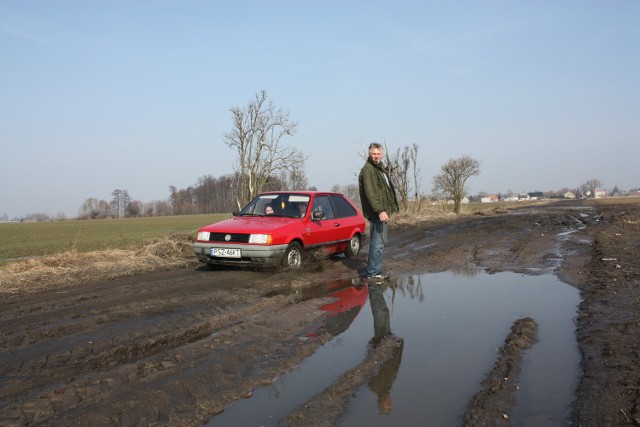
[206,271,581,426]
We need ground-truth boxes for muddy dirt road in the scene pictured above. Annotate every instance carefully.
[1,200,639,426]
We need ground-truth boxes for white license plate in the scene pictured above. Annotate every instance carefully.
[211,248,241,258]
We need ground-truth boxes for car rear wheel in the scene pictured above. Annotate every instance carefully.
[344,234,361,258]
[282,242,303,269]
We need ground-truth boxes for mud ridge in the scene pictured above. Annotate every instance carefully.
[462,317,538,426]
[279,335,404,427]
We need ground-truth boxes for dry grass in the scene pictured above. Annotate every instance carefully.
[0,233,198,296]
[585,196,640,206]
[392,207,459,226]
[390,201,532,226]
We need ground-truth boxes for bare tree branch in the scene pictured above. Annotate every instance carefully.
[223,90,305,206]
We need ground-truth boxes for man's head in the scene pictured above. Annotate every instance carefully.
[368,142,384,164]
[265,204,274,215]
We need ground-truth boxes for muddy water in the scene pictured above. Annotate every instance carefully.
[208,271,581,427]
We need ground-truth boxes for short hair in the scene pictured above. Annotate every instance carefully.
[368,142,383,151]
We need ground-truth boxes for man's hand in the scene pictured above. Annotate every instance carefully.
[379,211,389,223]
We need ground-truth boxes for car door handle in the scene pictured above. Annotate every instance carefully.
[334,223,340,227]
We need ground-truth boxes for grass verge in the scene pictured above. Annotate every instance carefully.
[0,233,199,297]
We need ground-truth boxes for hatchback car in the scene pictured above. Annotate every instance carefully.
[192,191,366,269]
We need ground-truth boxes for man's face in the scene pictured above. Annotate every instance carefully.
[369,148,383,164]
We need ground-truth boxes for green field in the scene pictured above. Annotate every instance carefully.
[0,214,229,263]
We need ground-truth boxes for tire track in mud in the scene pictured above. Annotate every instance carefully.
[0,285,331,425]
[0,266,332,425]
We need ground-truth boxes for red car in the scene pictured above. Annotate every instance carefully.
[192,191,366,269]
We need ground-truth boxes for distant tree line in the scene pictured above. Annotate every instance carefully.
[76,169,314,219]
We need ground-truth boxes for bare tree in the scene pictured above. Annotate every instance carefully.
[386,146,410,210]
[223,90,305,207]
[169,185,195,215]
[144,200,172,217]
[126,200,143,217]
[580,178,602,198]
[410,144,422,210]
[432,155,481,214]
[78,197,111,219]
[110,189,131,218]
[284,167,309,191]
[387,143,422,211]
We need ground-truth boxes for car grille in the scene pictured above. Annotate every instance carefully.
[208,233,250,243]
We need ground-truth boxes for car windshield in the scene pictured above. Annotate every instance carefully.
[239,194,311,218]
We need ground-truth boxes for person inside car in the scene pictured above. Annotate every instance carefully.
[264,204,274,215]
[297,203,308,217]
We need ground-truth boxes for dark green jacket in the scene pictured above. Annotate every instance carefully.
[358,158,399,219]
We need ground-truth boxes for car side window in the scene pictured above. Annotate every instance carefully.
[313,196,335,219]
[329,195,357,218]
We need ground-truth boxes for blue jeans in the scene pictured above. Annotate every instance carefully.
[367,217,387,276]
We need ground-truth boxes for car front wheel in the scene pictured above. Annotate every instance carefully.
[344,234,361,258]
[282,242,303,268]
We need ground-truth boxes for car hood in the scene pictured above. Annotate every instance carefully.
[199,216,299,234]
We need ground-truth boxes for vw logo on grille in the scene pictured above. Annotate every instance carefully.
[225,234,231,241]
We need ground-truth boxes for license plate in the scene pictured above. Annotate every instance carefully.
[211,248,241,258]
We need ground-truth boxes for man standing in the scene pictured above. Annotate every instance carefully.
[359,142,399,280]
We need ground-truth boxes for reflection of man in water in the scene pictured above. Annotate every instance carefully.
[368,339,404,414]
[368,283,391,345]
[367,283,403,415]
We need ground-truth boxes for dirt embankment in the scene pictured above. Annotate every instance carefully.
[0,199,639,426]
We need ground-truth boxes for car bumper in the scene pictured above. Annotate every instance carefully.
[192,242,289,265]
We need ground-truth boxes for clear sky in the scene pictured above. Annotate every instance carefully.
[1,1,638,218]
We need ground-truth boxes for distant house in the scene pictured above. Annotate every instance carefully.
[595,189,606,198]
[528,192,544,200]
[564,191,576,199]
[481,194,500,203]
[431,196,470,206]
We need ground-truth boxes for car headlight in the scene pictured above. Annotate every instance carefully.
[197,231,210,241]
[249,234,272,244]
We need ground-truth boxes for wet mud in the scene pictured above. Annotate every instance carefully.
[1,200,639,425]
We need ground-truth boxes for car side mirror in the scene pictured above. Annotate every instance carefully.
[232,210,240,217]
[312,211,325,220]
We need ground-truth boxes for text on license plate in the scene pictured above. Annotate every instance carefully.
[211,248,241,258]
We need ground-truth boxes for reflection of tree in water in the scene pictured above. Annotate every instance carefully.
[368,283,404,415]
[386,268,479,305]
[386,275,426,303]
[450,263,481,277]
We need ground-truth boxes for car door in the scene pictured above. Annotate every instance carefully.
[328,194,361,244]
[304,195,340,251]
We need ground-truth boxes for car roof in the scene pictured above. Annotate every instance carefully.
[259,191,345,197]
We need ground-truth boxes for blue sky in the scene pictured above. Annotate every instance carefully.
[1,1,638,218]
